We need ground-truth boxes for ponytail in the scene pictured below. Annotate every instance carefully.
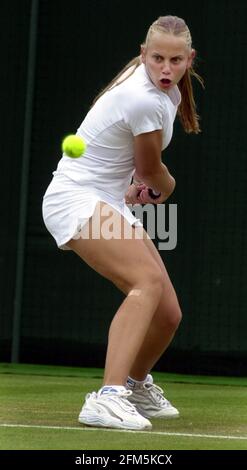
[92,56,141,106]
[177,67,204,134]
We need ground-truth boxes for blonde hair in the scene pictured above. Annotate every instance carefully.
[93,15,204,134]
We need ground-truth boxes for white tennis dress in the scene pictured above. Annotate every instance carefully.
[42,64,181,249]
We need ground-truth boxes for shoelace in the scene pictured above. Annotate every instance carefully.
[143,382,170,406]
[99,389,138,414]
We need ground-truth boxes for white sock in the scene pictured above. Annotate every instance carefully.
[126,375,148,390]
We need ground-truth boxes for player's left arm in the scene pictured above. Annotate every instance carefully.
[133,130,175,197]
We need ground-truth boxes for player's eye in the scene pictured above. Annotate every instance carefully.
[172,57,182,64]
[153,55,163,62]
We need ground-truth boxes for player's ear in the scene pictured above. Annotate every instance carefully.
[140,44,146,64]
[187,48,196,69]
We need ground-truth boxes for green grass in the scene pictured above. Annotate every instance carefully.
[0,363,246,450]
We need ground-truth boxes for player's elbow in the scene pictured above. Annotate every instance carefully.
[168,176,176,194]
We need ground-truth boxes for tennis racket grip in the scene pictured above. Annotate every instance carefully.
[137,188,161,199]
[148,188,161,199]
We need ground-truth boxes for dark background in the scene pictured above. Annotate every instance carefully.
[1,0,246,375]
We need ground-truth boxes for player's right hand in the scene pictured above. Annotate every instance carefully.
[125,183,146,205]
[137,187,170,204]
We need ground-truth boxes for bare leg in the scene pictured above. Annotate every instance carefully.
[103,281,162,385]
[129,229,182,381]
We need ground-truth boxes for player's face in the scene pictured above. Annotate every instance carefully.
[141,32,195,92]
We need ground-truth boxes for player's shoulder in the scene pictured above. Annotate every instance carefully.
[121,84,162,115]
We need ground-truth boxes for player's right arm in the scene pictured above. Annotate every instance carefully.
[133,130,176,200]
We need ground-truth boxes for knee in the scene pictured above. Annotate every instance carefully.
[143,268,164,299]
[165,304,182,331]
[129,267,164,302]
[157,301,182,333]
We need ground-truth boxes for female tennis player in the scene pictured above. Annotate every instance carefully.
[42,15,203,430]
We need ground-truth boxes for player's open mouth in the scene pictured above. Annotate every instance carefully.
[160,78,172,87]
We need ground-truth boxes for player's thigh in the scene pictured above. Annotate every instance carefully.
[138,227,182,324]
[67,202,163,293]
[137,227,175,293]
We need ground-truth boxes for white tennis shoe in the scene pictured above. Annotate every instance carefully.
[127,374,179,419]
[78,386,152,430]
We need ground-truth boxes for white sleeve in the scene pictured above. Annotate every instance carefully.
[124,94,164,136]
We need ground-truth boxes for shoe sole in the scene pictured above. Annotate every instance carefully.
[78,411,152,430]
[140,411,180,419]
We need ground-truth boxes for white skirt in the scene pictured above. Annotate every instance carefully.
[42,174,142,250]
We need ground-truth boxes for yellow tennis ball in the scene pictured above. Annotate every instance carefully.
[62,135,86,158]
